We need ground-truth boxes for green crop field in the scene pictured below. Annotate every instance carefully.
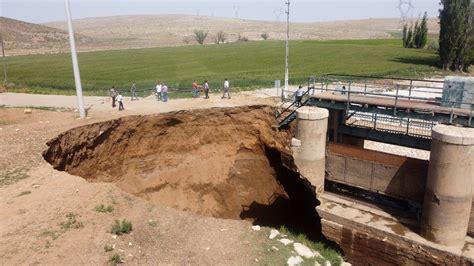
[1,39,442,96]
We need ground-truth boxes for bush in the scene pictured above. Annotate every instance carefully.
[60,213,84,230]
[427,40,439,51]
[238,34,249,42]
[110,253,123,265]
[104,244,114,252]
[110,219,133,235]
[193,30,208,45]
[261,33,269,40]
[94,204,114,213]
[214,31,227,44]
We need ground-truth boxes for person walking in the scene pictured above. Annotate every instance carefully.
[155,82,162,101]
[192,80,199,98]
[116,92,124,111]
[130,81,138,101]
[109,86,117,108]
[162,84,169,102]
[222,78,231,99]
[203,80,210,99]
[295,85,304,107]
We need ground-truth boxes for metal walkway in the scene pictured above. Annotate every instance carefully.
[277,75,473,149]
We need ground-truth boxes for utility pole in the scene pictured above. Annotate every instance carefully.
[64,0,86,118]
[0,32,7,85]
[284,0,290,91]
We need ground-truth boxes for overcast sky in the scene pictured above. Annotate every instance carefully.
[1,0,439,24]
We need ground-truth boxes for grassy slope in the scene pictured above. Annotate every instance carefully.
[2,39,441,96]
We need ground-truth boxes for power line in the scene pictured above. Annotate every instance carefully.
[274,8,283,22]
[233,5,240,19]
[398,0,414,27]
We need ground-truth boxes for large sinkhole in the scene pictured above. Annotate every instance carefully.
[43,105,324,240]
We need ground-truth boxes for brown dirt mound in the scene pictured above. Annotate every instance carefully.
[43,105,293,220]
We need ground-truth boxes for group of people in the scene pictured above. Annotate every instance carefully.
[108,78,232,110]
[154,82,169,102]
[192,78,231,99]
[109,86,125,111]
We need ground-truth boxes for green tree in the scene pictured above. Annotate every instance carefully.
[193,30,208,45]
[402,24,409,48]
[439,0,473,71]
[413,20,420,48]
[418,12,429,48]
[407,24,414,48]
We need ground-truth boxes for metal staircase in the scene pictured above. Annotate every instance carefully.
[276,89,312,128]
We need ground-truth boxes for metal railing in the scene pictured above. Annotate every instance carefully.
[313,75,473,127]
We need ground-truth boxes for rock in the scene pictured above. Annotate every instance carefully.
[15,128,20,132]
[252,225,261,231]
[128,242,132,246]
[271,246,279,251]
[24,109,32,114]
[287,256,303,266]
[278,238,294,246]
[293,242,320,259]
[269,229,280,239]
[112,235,118,239]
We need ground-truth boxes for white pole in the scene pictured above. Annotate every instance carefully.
[64,0,86,118]
[284,0,290,91]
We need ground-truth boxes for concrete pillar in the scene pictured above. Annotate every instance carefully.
[291,106,329,193]
[421,125,474,246]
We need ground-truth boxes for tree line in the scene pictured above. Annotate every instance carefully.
[402,1,473,72]
[402,12,429,49]
[190,30,270,45]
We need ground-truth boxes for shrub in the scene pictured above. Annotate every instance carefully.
[261,33,269,40]
[104,244,114,252]
[110,219,133,235]
[427,40,439,51]
[214,31,227,44]
[94,204,114,213]
[193,30,208,45]
[110,253,123,265]
[60,213,84,230]
[238,34,249,42]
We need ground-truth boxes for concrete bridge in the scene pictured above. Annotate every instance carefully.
[284,76,474,264]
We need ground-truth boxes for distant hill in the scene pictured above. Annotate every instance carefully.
[0,16,92,55]
[44,14,440,43]
[2,15,440,55]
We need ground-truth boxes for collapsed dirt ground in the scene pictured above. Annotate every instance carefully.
[0,93,342,264]
[43,106,292,220]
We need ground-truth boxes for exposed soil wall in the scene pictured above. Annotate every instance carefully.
[43,106,293,220]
